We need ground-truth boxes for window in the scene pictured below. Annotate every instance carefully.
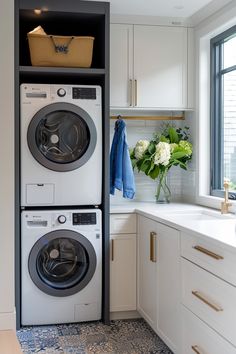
[211,25,236,199]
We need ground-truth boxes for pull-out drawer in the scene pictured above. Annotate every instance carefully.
[110,213,136,234]
[181,258,236,347]
[182,306,236,354]
[181,232,236,286]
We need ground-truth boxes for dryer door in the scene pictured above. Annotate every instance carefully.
[28,229,97,296]
[27,102,97,172]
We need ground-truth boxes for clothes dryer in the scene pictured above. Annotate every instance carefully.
[21,209,102,325]
[20,84,102,206]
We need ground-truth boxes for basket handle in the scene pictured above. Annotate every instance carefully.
[50,36,74,54]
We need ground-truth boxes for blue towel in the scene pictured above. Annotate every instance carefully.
[110,119,135,199]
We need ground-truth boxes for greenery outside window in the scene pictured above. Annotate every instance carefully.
[211,25,236,199]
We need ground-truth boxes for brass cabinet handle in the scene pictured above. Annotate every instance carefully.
[129,79,133,106]
[150,231,157,262]
[111,239,114,261]
[192,290,223,312]
[191,345,202,354]
[134,79,137,106]
[193,245,224,260]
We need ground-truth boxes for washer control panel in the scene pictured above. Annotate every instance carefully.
[72,87,96,100]
[73,212,96,225]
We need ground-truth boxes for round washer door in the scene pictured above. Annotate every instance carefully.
[28,229,97,297]
[27,102,97,172]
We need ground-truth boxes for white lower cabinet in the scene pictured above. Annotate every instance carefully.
[110,233,136,312]
[137,215,180,353]
[137,216,158,330]
[110,211,236,353]
[157,221,180,352]
[182,306,236,354]
[110,214,137,313]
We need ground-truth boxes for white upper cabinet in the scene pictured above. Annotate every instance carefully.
[110,24,133,107]
[110,23,190,110]
[134,25,187,109]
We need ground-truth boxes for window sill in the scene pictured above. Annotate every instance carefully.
[196,194,236,213]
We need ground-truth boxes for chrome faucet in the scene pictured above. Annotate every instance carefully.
[221,179,232,214]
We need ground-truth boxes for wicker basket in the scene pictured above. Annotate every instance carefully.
[27,33,94,68]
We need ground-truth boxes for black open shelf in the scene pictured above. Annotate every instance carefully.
[20,66,106,75]
[19,66,106,83]
[19,6,106,68]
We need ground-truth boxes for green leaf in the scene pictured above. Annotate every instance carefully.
[173,159,187,169]
[136,159,143,171]
[147,160,155,174]
[159,135,169,143]
[148,141,156,154]
[170,151,187,160]
[149,165,160,179]
[140,160,151,175]
[168,127,179,143]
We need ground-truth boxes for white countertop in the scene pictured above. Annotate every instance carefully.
[110,202,236,250]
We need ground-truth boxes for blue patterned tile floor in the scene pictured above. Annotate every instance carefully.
[17,319,173,354]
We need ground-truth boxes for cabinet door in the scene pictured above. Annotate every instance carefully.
[137,215,158,330]
[157,222,180,352]
[110,24,133,107]
[134,25,187,109]
[110,234,136,312]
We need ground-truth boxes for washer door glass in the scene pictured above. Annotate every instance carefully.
[37,237,88,289]
[28,230,97,297]
[36,111,90,164]
[27,103,97,172]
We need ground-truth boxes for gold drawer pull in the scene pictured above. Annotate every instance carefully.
[191,345,202,354]
[111,239,114,261]
[129,79,133,106]
[192,290,223,312]
[150,231,157,262]
[193,245,224,260]
[134,79,137,106]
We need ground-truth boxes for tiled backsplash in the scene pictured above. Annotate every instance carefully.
[110,114,196,204]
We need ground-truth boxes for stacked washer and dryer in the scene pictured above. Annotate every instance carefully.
[20,84,103,325]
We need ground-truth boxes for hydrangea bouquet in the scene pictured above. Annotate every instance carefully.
[130,124,192,203]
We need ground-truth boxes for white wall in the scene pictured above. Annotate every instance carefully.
[0,0,16,329]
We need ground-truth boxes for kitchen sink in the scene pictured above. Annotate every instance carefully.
[163,209,235,221]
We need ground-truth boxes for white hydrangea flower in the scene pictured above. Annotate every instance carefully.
[134,140,150,159]
[154,142,171,166]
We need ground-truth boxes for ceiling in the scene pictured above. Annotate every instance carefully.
[85,0,232,19]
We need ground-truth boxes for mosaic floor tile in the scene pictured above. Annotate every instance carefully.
[17,319,173,354]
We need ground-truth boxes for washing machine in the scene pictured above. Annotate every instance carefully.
[20,84,102,207]
[21,209,102,325]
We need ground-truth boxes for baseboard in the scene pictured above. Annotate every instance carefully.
[110,311,141,320]
[0,310,16,330]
